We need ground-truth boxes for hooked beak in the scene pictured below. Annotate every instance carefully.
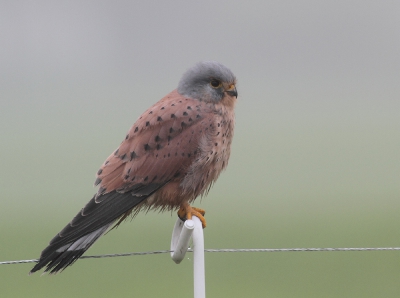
[225,84,238,98]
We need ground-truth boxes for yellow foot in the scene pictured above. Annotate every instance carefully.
[177,205,206,228]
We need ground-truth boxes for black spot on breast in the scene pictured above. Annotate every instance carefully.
[155,135,161,142]
[169,127,174,133]
[188,153,191,157]
[171,103,175,106]
[134,127,139,132]
[146,121,150,127]
[125,134,129,140]
[104,160,109,165]
[168,153,170,157]
[181,122,186,128]
[114,149,119,156]
[156,144,162,150]
[167,135,172,142]
[131,176,136,181]
[124,174,129,180]
[218,123,221,127]
[152,176,158,182]
[179,100,182,103]
[127,168,131,174]
[174,172,181,177]
[181,153,185,157]
[130,151,137,160]
[196,114,201,118]
[183,111,188,116]
[171,114,176,118]
[144,176,148,182]
[161,107,165,110]
[149,111,153,114]
[120,153,126,160]
[94,177,102,186]
[188,118,193,122]
[144,144,150,151]
[97,169,103,175]
[187,106,192,110]
[215,143,218,146]
[157,116,163,121]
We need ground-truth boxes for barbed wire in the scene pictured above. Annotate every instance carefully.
[1,247,400,265]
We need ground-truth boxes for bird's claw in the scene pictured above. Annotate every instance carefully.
[177,206,206,228]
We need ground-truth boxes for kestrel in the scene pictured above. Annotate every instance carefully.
[30,61,237,274]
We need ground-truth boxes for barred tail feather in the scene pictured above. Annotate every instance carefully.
[30,223,112,274]
[30,186,165,275]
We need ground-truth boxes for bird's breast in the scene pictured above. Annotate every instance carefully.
[180,103,235,199]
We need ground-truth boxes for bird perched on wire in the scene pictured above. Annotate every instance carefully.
[30,61,238,274]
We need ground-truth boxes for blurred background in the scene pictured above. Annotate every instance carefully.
[1,1,399,297]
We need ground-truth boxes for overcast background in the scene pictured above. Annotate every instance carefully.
[1,1,400,297]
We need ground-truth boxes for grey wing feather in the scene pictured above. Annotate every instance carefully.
[30,183,165,274]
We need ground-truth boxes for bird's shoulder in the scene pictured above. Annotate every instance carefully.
[95,90,217,193]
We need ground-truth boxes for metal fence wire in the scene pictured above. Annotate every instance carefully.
[2,246,400,266]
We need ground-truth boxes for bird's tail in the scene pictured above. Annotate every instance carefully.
[29,222,113,275]
[29,185,164,275]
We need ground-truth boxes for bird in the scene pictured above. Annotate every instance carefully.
[29,61,238,274]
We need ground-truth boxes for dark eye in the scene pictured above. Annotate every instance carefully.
[210,79,222,88]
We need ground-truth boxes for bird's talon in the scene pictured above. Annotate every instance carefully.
[177,206,207,228]
[177,207,187,222]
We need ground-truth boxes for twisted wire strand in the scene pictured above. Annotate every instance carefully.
[1,247,400,265]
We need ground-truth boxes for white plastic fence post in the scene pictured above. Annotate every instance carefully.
[171,218,194,264]
[191,216,205,298]
[170,216,205,298]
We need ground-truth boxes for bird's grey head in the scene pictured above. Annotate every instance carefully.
[177,61,237,103]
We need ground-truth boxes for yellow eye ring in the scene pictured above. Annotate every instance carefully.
[210,79,222,88]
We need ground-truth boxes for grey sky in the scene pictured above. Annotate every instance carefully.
[1,0,399,203]
[2,1,399,82]
[0,0,398,210]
